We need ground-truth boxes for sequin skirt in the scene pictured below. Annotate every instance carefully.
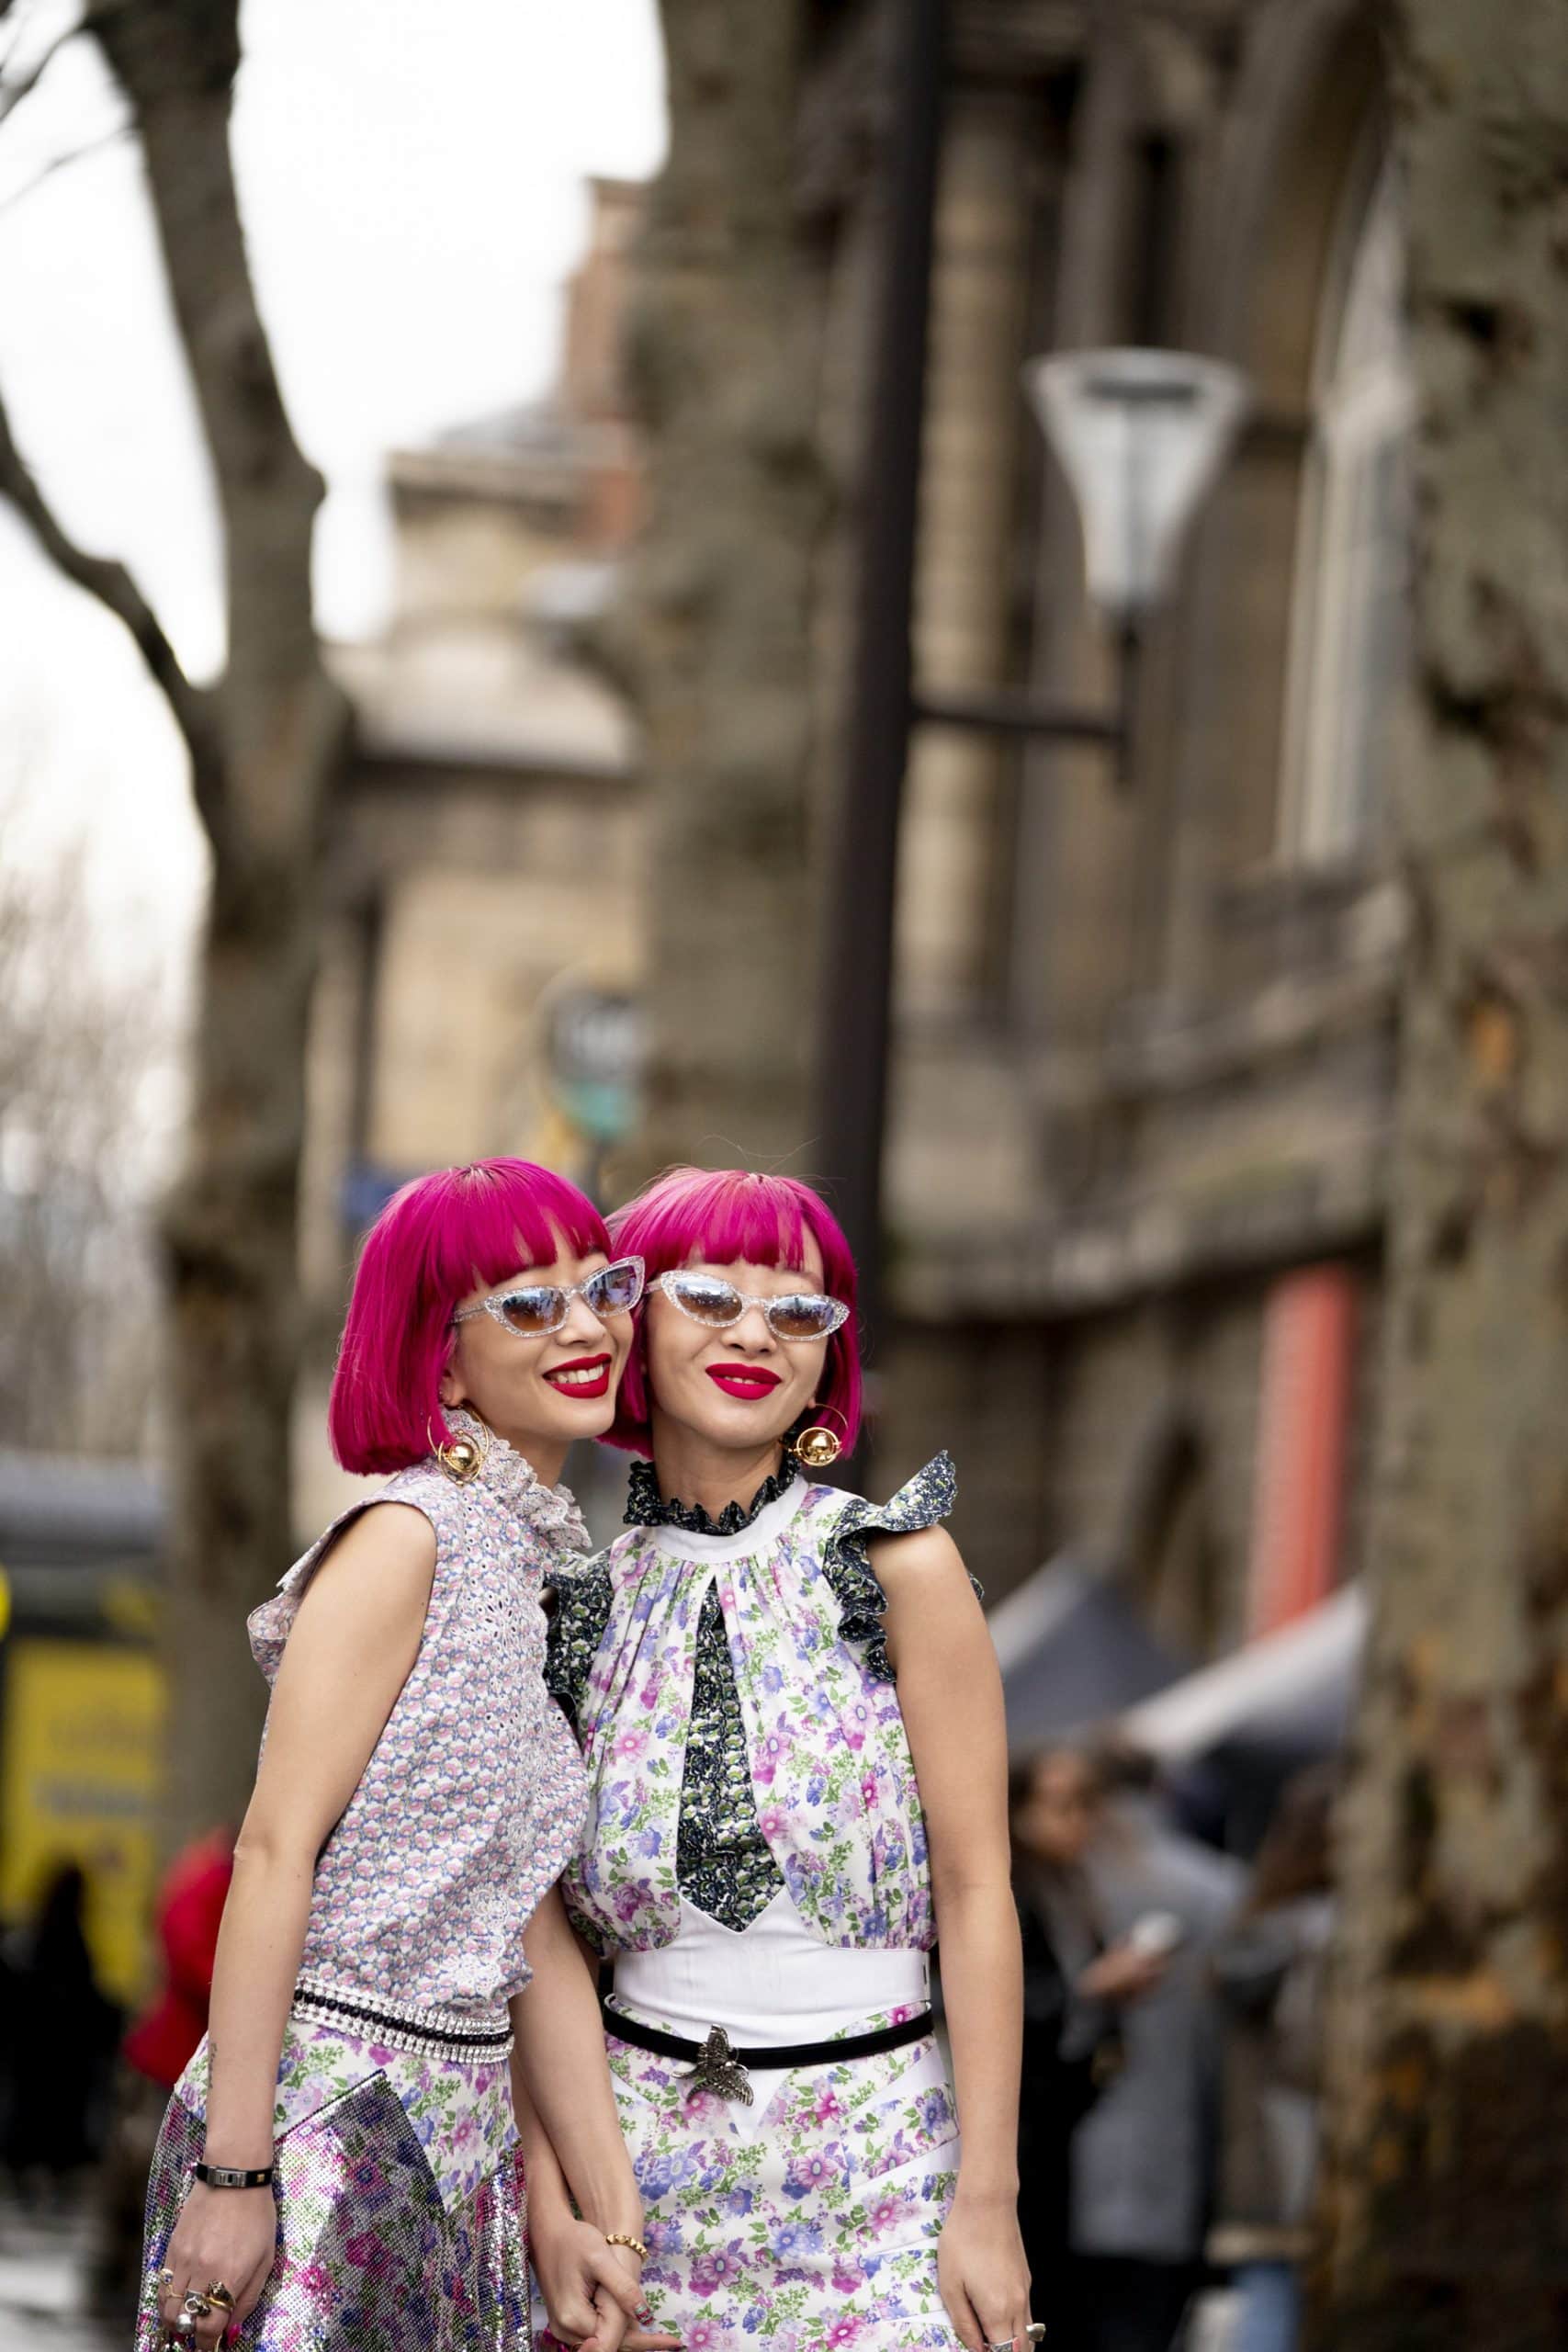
[137,2068,531,2350]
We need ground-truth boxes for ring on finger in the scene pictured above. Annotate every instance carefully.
[203,2281,237,2313]
[1026,2328,1047,2346]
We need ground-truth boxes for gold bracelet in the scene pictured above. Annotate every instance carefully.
[604,2232,648,2261]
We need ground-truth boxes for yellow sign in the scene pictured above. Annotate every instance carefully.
[0,1639,166,2006]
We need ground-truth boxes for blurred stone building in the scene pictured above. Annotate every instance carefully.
[822,0,1407,1650]
[296,180,649,1533]
[302,2,1407,1646]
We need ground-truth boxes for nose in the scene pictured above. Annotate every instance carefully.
[558,1290,611,1347]
[725,1304,776,1354]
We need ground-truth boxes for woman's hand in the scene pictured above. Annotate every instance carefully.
[1080,1940,1167,2005]
[157,2181,276,2346]
[528,2212,682,2352]
[937,2187,1032,2352]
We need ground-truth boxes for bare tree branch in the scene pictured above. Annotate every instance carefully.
[0,18,83,126]
[0,379,215,756]
[0,120,130,216]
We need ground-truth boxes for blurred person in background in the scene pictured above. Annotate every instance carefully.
[137,1161,675,2352]
[1010,1747,1169,2351]
[124,1826,237,2096]
[90,1826,237,2321]
[536,1167,1033,2352]
[1069,1743,1244,2352]
[1,1860,120,2203]
[1207,1766,1337,2352]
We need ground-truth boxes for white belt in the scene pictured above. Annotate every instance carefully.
[613,1892,930,2042]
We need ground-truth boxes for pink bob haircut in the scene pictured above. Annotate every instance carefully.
[327,1159,609,1475]
[604,1166,862,1457]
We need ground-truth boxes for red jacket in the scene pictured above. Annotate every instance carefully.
[123,1830,234,2089]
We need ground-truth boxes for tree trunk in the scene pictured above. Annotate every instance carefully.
[1314,6,1568,2346]
[610,0,825,1183]
[0,0,349,1838]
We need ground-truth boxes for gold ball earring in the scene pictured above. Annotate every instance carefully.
[790,1408,848,1470]
[428,1410,491,1485]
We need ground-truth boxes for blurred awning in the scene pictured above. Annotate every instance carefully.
[994,1554,1189,1743]
[1118,1581,1367,1763]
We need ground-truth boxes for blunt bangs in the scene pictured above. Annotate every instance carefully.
[604,1166,863,1457]
[328,1159,609,1475]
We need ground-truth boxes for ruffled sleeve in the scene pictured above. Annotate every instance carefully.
[544,1554,615,1735]
[821,1451,971,1682]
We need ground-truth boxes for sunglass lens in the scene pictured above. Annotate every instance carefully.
[588,1261,644,1315]
[669,1274,743,1326]
[499,1288,565,1336]
[768,1295,840,1341]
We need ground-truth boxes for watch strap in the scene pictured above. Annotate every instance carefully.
[194,2160,276,2189]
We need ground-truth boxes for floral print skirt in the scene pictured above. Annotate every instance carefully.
[536,2018,963,2352]
[137,2020,528,2351]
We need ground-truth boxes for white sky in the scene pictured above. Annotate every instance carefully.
[0,0,666,967]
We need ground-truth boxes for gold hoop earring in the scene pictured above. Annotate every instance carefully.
[790,1407,848,1470]
[428,1410,491,1486]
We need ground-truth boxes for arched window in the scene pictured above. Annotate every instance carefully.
[1280,153,1413,863]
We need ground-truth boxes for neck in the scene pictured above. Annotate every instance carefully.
[648,1412,786,1521]
[454,1404,567,1489]
[514,1439,568,1487]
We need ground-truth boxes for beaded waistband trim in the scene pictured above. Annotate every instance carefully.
[291,1975,514,2064]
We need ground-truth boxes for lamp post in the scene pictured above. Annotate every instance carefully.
[811,0,1249,1429]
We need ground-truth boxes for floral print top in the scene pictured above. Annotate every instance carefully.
[249,1408,590,2019]
[547,1454,957,1951]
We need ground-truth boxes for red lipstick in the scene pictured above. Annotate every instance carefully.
[705,1363,783,1401]
[545,1353,612,1401]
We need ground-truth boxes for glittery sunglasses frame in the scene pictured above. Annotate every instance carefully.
[451,1255,646,1339]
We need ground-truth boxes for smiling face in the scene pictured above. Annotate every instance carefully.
[642,1244,833,1460]
[439,1238,635,1474]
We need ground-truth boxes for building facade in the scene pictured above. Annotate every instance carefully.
[814,0,1406,1645]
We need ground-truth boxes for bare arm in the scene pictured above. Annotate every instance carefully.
[511,1891,678,2352]
[876,1524,1031,2352]
[158,1501,436,2348]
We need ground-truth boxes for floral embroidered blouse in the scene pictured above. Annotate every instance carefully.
[546,1453,957,1951]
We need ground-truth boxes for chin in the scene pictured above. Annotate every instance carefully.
[683,1397,798,1450]
[551,1400,618,1440]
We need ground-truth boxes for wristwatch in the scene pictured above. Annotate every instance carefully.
[194,2160,276,2189]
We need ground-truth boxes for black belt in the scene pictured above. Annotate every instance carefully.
[600,1996,935,2106]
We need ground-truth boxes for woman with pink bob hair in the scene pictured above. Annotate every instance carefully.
[528,1168,1033,2352]
[137,1159,679,2352]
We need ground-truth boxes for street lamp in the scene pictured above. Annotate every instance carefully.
[1026,347,1251,628]
[914,347,1251,776]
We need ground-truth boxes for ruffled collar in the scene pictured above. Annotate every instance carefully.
[624,1452,797,1537]
[434,1408,589,1555]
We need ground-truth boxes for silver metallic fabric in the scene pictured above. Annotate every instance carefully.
[136,2074,530,2351]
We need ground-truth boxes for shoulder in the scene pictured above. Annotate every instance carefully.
[290,1498,438,1623]
[867,1518,969,1595]
[328,1495,439,1575]
[818,1453,966,1676]
[252,1490,437,1675]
